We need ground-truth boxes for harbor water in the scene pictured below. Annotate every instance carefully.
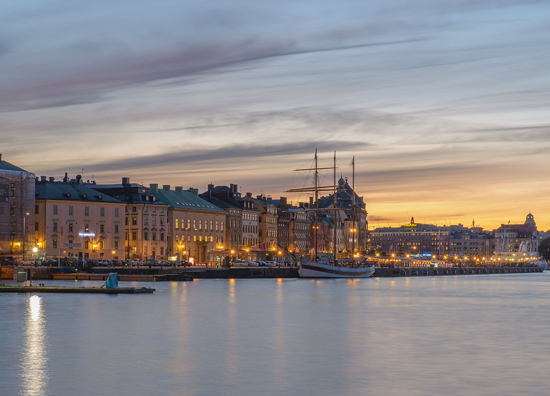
[1,273,550,396]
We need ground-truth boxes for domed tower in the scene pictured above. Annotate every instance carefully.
[524,212,536,227]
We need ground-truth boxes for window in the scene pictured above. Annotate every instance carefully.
[193,220,196,230]
[100,240,104,249]
[160,247,164,255]
[152,217,156,226]
[216,221,219,231]
[85,224,89,232]
[100,207,105,217]
[152,232,156,241]
[115,208,119,217]
[100,224,105,233]
[53,222,57,232]
[144,216,148,226]
[35,222,39,231]
[160,217,164,226]
[144,207,148,212]
[210,221,213,231]
[175,219,178,229]
[115,225,119,233]
[114,240,119,249]
[53,205,58,215]
[187,220,191,229]
[221,222,224,231]
[132,217,137,226]
[53,239,57,248]
[199,220,202,230]
[125,217,128,226]
[132,231,137,240]
[85,241,89,249]
[85,207,89,216]
[132,206,137,212]
[69,223,73,232]
[69,206,73,216]
[160,233,164,241]
[144,231,148,241]
[35,205,39,214]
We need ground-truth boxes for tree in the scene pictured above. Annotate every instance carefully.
[538,237,550,261]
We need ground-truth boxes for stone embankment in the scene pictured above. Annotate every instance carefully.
[374,266,544,277]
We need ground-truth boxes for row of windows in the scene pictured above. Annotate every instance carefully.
[47,205,120,217]
[174,219,224,232]
[51,222,119,234]
[243,225,258,234]
[54,239,120,250]
[126,216,163,227]
[127,206,164,213]
[127,231,165,241]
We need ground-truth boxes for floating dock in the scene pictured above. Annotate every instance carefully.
[0,286,155,294]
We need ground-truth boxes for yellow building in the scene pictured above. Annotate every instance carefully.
[35,175,126,260]
[154,185,227,266]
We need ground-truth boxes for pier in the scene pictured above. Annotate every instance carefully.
[374,266,544,277]
[0,285,155,294]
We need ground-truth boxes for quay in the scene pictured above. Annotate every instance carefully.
[0,285,155,294]
[374,266,544,277]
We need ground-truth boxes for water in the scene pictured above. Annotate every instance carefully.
[1,273,550,396]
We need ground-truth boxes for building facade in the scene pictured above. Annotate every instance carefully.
[0,155,35,259]
[155,185,227,266]
[35,175,126,260]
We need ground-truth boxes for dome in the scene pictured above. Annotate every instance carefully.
[525,212,536,226]
[338,176,346,187]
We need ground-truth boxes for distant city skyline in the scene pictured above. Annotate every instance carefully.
[3,1,550,230]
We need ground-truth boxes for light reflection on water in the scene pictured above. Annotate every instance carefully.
[21,295,48,396]
[1,274,550,396]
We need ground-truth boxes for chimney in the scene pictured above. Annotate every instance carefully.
[0,153,2,162]
[48,177,55,183]
[208,183,214,191]
[149,184,158,195]
[246,192,252,198]
[188,188,198,196]
[233,184,238,193]
[63,172,69,183]
[163,185,170,191]
[122,177,130,185]
[309,197,313,206]
[40,176,47,182]
[175,186,183,193]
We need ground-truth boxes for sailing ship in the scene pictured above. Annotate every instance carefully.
[287,150,376,278]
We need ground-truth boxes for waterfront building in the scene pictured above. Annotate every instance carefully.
[492,213,540,253]
[370,218,452,257]
[0,155,35,259]
[249,194,278,253]
[200,184,243,253]
[155,185,227,266]
[448,228,492,259]
[289,207,311,254]
[90,178,169,260]
[35,174,125,260]
[241,193,260,251]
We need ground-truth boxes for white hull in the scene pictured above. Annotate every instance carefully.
[298,261,375,278]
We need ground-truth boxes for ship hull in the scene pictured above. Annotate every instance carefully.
[298,261,375,278]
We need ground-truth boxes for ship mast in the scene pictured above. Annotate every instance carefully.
[314,149,318,258]
[333,151,337,260]
[352,156,355,256]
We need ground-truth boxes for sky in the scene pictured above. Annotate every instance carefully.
[2,0,550,230]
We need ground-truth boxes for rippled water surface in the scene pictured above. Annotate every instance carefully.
[2,273,550,396]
